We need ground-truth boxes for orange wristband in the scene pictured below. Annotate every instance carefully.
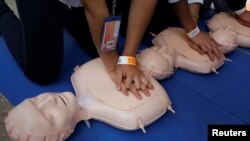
[117,56,137,66]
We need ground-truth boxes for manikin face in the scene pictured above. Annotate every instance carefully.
[5,92,79,138]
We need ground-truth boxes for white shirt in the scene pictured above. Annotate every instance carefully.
[58,0,203,8]
[168,0,180,3]
[59,0,82,7]
[188,0,203,4]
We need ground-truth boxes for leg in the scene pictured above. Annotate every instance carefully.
[0,0,64,84]
[0,0,23,66]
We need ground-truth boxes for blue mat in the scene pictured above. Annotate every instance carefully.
[1,11,250,141]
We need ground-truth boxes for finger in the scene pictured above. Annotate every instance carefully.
[116,69,123,90]
[212,40,223,48]
[206,48,215,61]
[194,45,204,55]
[124,74,133,89]
[130,84,142,100]
[133,74,141,90]
[147,81,154,89]
[191,43,204,55]
[144,74,154,89]
[187,39,204,55]
[209,41,222,60]
[218,51,224,60]
[120,82,128,96]
[199,44,207,53]
[208,43,219,59]
[212,47,222,60]
[140,74,149,86]
[141,83,150,97]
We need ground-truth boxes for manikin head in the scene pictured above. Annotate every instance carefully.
[137,46,176,80]
[5,92,82,141]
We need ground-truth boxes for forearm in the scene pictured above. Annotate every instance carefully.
[172,0,196,32]
[81,0,118,71]
[81,0,109,54]
[188,3,201,24]
[123,0,157,56]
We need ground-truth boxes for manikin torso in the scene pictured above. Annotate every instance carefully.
[71,58,173,132]
[137,27,225,80]
[208,12,250,48]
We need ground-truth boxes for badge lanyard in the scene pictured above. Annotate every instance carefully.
[100,0,122,52]
[112,0,116,17]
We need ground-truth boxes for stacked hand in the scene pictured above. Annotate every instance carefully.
[187,31,224,61]
[108,64,153,100]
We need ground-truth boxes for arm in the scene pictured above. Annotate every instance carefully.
[116,0,157,99]
[123,0,157,56]
[81,0,154,99]
[188,2,201,24]
[80,0,118,72]
[172,0,223,61]
[172,0,197,32]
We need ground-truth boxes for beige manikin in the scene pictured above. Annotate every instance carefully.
[137,27,225,80]
[5,58,174,141]
[208,12,250,48]
[71,58,174,133]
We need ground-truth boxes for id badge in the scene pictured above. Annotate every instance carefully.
[101,15,121,52]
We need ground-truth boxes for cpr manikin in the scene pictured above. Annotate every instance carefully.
[137,27,225,80]
[71,58,173,132]
[5,59,173,141]
[208,12,250,48]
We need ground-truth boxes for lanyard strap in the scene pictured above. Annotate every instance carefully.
[112,0,117,17]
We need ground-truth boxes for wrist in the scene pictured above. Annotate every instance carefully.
[117,56,137,66]
[186,26,200,38]
[100,50,118,72]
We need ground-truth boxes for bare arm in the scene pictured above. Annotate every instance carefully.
[189,3,201,24]
[123,0,157,56]
[80,0,118,72]
[115,0,156,99]
[172,0,223,61]
[172,0,196,32]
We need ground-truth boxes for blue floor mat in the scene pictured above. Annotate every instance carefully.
[0,29,248,141]
[1,8,250,140]
[66,78,243,141]
[172,49,250,123]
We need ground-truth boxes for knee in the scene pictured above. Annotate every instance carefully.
[23,61,62,85]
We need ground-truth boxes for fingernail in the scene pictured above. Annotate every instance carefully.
[117,86,121,90]
[145,91,150,97]
[137,95,142,100]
